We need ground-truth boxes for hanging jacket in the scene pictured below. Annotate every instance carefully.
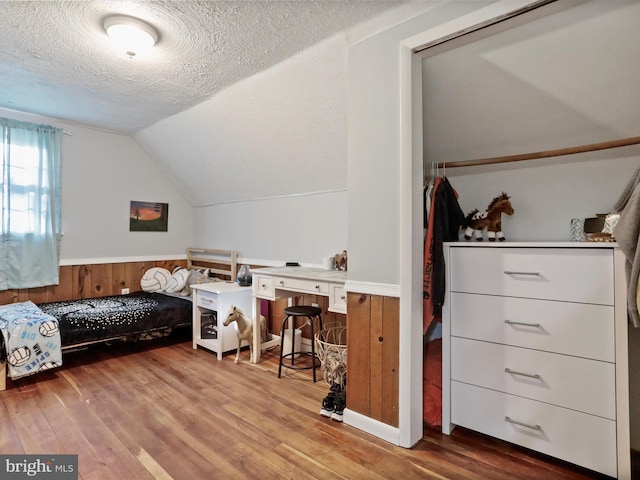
[423,177,465,333]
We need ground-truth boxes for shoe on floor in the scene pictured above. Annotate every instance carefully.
[331,390,346,422]
[320,391,335,418]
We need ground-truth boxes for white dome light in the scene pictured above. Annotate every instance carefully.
[104,15,158,58]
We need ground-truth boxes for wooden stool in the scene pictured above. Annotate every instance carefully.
[278,305,323,382]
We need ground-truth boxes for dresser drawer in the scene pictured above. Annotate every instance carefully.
[450,292,615,362]
[196,290,218,310]
[451,381,617,478]
[449,247,614,304]
[274,277,329,295]
[253,274,275,300]
[451,337,616,419]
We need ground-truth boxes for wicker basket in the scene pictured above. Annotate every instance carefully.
[314,325,347,388]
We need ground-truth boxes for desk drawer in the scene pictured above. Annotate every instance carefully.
[451,382,617,478]
[451,337,616,419]
[254,275,275,300]
[275,277,329,295]
[449,247,613,304]
[450,292,615,362]
[329,284,347,313]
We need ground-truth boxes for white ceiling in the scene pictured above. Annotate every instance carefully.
[0,0,405,134]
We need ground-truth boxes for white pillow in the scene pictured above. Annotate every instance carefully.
[165,267,190,293]
[178,268,213,296]
[140,267,172,292]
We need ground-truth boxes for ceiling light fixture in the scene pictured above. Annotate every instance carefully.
[103,15,158,58]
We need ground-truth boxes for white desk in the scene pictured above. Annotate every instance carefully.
[251,266,347,363]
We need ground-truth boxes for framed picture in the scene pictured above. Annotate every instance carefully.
[130,201,168,232]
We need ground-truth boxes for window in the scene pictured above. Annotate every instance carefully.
[0,118,62,290]
[5,144,50,234]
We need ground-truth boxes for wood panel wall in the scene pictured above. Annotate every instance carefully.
[267,295,346,338]
[0,259,188,305]
[347,292,399,427]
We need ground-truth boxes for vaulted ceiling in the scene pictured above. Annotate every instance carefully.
[0,0,405,134]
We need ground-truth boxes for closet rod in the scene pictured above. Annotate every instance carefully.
[437,135,640,169]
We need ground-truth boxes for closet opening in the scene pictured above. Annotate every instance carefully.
[403,0,640,446]
[398,0,587,448]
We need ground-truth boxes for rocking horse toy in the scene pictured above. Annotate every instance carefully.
[463,192,514,241]
[223,306,268,364]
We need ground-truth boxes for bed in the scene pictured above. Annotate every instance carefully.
[0,247,238,390]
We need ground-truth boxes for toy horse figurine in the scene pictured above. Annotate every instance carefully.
[463,192,514,241]
[223,306,268,364]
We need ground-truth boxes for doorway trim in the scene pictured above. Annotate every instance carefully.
[397,0,552,448]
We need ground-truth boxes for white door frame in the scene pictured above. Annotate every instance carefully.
[397,1,549,448]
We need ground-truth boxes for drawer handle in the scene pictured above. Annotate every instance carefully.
[340,295,346,300]
[201,298,212,304]
[315,285,320,290]
[279,280,285,286]
[505,367,540,379]
[504,270,540,276]
[505,416,541,431]
[504,319,541,328]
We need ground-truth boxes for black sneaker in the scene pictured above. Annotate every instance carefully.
[320,391,335,417]
[331,390,346,422]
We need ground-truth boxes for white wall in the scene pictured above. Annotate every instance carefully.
[444,154,640,242]
[137,35,351,264]
[193,190,347,266]
[135,2,449,266]
[347,1,491,285]
[0,108,194,263]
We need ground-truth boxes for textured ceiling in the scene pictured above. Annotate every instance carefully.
[0,0,405,134]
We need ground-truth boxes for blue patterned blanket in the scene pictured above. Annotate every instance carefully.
[0,301,62,380]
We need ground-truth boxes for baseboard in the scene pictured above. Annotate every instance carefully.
[343,408,400,446]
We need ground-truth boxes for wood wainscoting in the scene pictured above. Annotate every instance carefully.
[268,294,347,338]
[0,259,188,305]
[347,292,399,427]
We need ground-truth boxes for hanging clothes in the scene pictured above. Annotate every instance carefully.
[424,179,435,230]
[423,177,442,334]
[423,176,464,429]
[614,166,640,328]
[423,177,465,333]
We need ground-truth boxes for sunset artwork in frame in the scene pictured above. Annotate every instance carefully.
[130,201,169,232]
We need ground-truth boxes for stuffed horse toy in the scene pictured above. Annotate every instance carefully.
[463,192,514,241]
[223,306,268,364]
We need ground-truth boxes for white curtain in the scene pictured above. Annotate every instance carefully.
[0,118,62,290]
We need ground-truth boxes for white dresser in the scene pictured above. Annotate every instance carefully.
[442,243,630,478]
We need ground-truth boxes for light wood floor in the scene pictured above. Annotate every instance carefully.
[0,330,635,480]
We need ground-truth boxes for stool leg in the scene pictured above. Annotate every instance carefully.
[309,315,317,382]
[278,315,288,378]
[290,317,296,366]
